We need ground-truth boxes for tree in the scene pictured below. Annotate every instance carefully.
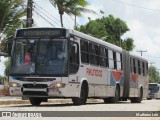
[148,66,159,83]
[69,1,96,29]
[4,58,10,77]
[0,0,26,40]
[49,0,75,27]
[0,0,26,54]
[122,38,135,51]
[77,15,135,51]
[49,0,95,28]
[0,75,3,84]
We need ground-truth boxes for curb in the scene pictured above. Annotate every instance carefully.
[0,99,72,106]
[0,99,100,106]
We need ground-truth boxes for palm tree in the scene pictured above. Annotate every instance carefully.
[0,0,26,57]
[70,4,97,29]
[49,0,72,27]
[0,0,26,41]
[49,0,96,28]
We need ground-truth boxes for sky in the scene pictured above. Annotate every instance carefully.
[1,0,160,76]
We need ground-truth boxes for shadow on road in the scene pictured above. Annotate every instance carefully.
[8,101,132,108]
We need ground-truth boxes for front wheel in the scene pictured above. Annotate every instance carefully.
[72,83,88,105]
[29,97,42,106]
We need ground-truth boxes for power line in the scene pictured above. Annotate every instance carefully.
[34,2,61,27]
[34,9,55,27]
[34,6,61,27]
[68,15,80,28]
[34,2,71,28]
[111,0,160,13]
[144,54,160,59]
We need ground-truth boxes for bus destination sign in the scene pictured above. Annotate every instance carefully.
[16,28,66,38]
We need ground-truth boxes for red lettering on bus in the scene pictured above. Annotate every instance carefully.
[86,68,102,77]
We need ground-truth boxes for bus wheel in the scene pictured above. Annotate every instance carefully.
[72,82,88,105]
[103,98,111,103]
[110,87,120,103]
[131,88,143,103]
[147,98,151,100]
[29,97,42,106]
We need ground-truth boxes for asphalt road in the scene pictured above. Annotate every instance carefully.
[0,99,159,120]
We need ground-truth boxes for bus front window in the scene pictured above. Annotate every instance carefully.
[36,39,68,75]
[11,39,68,76]
[11,39,37,74]
[149,84,159,93]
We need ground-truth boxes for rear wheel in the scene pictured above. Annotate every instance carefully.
[131,88,143,103]
[103,98,111,103]
[29,97,42,106]
[72,82,88,105]
[110,87,120,103]
[147,98,151,100]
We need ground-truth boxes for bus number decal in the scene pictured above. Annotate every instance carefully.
[86,68,102,77]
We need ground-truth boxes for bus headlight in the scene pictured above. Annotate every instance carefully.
[9,82,21,87]
[49,83,66,88]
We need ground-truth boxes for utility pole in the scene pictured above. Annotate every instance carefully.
[23,0,33,101]
[137,50,147,56]
[26,0,33,27]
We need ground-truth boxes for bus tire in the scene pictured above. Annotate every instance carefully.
[72,82,88,105]
[103,98,111,103]
[110,86,120,103]
[131,88,143,103]
[29,97,42,106]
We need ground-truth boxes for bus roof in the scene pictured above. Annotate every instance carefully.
[129,52,148,61]
[149,83,158,85]
[69,29,147,61]
[69,29,123,52]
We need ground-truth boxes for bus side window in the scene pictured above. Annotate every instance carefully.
[80,40,89,64]
[142,62,145,75]
[133,58,136,73]
[69,41,79,74]
[108,49,114,69]
[89,43,99,66]
[146,62,148,74]
[106,49,109,67]
[138,60,141,75]
[99,46,107,67]
[113,51,117,69]
[116,52,122,70]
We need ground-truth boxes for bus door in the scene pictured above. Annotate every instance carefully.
[68,37,80,85]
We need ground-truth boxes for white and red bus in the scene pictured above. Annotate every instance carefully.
[9,28,149,105]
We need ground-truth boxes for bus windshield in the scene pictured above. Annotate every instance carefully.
[149,84,159,93]
[10,38,68,76]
